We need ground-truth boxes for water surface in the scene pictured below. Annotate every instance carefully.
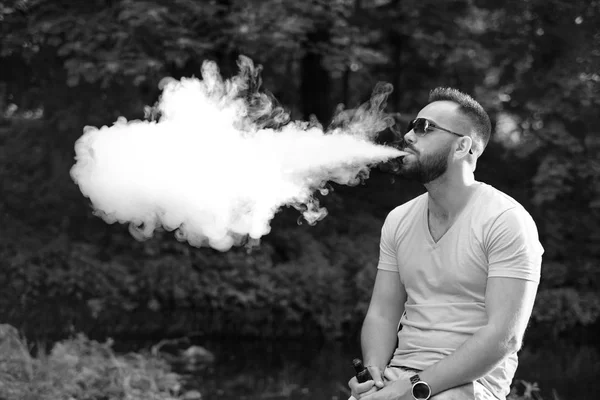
[176,339,600,400]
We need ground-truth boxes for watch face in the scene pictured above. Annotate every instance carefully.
[412,382,431,400]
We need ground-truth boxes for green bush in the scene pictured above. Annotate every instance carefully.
[0,209,382,340]
[0,325,185,400]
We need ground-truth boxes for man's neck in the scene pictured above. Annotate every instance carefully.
[424,172,479,221]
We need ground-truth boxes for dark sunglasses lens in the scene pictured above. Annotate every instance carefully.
[406,118,430,136]
[413,119,428,135]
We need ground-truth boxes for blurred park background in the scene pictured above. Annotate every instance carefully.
[1,0,600,399]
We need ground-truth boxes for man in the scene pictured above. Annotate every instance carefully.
[348,87,543,400]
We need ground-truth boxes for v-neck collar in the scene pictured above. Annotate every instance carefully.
[422,183,485,246]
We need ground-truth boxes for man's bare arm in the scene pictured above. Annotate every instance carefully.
[418,276,538,395]
[362,269,407,371]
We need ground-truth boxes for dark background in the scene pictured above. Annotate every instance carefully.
[1,0,599,398]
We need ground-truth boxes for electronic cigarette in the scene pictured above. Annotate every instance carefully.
[352,358,373,383]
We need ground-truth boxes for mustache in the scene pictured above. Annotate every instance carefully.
[404,145,418,154]
[390,138,418,154]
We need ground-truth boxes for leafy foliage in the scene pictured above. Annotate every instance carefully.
[0,325,185,400]
[0,0,599,346]
[0,217,381,340]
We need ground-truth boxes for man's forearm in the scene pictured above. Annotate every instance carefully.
[420,325,519,395]
[361,314,399,370]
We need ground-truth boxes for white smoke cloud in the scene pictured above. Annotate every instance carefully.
[70,56,406,251]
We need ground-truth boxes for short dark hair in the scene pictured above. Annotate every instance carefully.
[428,87,491,155]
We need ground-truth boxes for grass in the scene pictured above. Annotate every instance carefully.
[0,325,188,400]
[0,323,554,400]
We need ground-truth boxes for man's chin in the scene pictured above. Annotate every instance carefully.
[379,158,403,174]
[395,164,420,179]
[381,156,425,179]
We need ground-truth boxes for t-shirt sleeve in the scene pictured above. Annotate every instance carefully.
[485,207,544,283]
[378,211,399,272]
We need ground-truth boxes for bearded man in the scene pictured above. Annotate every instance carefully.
[348,87,543,400]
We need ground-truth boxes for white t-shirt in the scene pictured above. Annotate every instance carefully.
[378,182,544,399]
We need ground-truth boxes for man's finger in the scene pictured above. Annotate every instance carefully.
[349,377,376,399]
[367,366,385,388]
[355,386,379,399]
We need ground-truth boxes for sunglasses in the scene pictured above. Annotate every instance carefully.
[406,118,473,154]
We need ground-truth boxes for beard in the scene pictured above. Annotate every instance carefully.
[398,146,450,184]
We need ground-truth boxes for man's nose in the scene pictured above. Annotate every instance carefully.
[403,130,417,146]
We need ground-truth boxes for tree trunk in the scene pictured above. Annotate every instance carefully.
[300,28,331,123]
[342,66,351,106]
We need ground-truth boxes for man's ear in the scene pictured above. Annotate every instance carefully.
[456,136,473,157]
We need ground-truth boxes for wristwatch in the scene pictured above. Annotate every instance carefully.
[410,374,431,400]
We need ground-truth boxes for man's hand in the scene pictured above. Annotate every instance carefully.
[348,366,385,399]
[361,376,412,400]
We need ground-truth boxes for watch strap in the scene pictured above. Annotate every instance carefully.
[409,374,421,385]
[410,374,432,400]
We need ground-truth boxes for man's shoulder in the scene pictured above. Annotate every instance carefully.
[476,183,537,226]
[387,192,427,221]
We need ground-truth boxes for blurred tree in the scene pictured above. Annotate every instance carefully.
[477,0,600,337]
[0,0,599,342]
